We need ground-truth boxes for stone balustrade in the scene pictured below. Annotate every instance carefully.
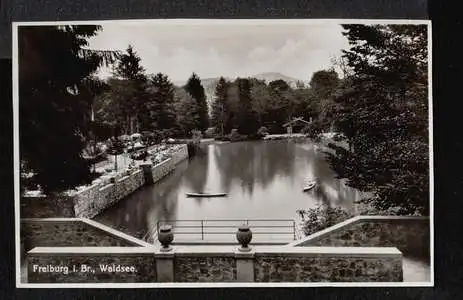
[22,217,405,284]
[25,245,402,283]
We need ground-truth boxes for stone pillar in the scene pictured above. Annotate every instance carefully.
[139,163,153,185]
[235,224,255,282]
[155,251,174,282]
[235,250,255,282]
[155,225,175,282]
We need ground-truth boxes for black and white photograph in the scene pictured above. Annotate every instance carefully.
[14,19,432,287]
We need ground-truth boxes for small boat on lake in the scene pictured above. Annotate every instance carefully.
[185,192,227,198]
[302,180,317,192]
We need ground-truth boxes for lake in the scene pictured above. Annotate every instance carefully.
[95,140,367,242]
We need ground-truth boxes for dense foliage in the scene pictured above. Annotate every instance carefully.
[19,25,119,193]
[184,73,210,132]
[325,24,429,215]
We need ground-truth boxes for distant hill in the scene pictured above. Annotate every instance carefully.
[173,72,302,108]
[252,72,300,88]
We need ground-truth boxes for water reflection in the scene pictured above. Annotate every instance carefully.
[96,140,366,239]
[212,141,298,196]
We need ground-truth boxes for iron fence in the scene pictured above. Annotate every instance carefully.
[144,219,298,244]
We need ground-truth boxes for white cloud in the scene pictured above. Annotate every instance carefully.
[87,21,350,83]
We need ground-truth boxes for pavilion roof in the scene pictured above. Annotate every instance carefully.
[282,117,312,127]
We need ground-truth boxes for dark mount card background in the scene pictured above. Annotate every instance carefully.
[0,0,461,299]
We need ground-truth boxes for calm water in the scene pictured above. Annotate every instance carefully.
[95,140,367,241]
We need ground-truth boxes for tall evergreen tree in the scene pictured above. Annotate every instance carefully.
[210,77,229,135]
[173,87,200,136]
[236,78,258,135]
[146,73,177,131]
[185,73,209,132]
[18,25,119,193]
[112,45,147,134]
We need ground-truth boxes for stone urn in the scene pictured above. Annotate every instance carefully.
[158,225,174,251]
[236,224,252,251]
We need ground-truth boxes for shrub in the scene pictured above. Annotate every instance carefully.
[204,127,216,138]
[229,129,241,142]
[297,205,353,236]
[257,126,269,137]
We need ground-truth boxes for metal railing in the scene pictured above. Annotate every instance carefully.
[144,219,298,244]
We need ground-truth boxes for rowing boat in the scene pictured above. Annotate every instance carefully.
[302,181,317,192]
[186,192,227,197]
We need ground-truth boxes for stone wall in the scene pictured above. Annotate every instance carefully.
[291,216,430,260]
[74,169,145,218]
[20,195,75,218]
[142,144,189,184]
[27,248,157,283]
[254,254,402,282]
[152,159,176,183]
[21,218,150,252]
[174,256,237,282]
[25,245,403,283]
[20,144,188,219]
[169,144,189,165]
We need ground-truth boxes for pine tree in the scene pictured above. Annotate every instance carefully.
[112,45,147,134]
[146,73,177,131]
[210,77,229,135]
[18,25,119,193]
[236,78,258,135]
[185,73,209,132]
[173,87,200,136]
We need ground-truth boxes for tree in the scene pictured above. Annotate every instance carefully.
[18,25,119,193]
[185,73,209,131]
[112,45,148,134]
[173,87,200,136]
[236,78,258,135]
[210,77,229,136]
[308,69,341,130]
[326,24,429,215]
[93,78,129,136]
[250,79,271,127]
[265,79,292,132]
[145,73,177,131]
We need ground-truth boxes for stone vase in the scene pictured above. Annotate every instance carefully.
[158,225,174,251]
[236,225,252,251]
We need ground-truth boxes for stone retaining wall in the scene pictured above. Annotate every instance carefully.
[290,216,430,260]
[141,144,189,185]
[20,144,189,219]
[74,169,145,218]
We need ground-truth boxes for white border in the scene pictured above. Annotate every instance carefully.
[13,19,433,288]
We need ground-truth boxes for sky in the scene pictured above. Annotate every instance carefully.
[86,20,351,84]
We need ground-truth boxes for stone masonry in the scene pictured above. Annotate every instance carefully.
[296,217,430,260]
[254,256,402,282]
[20,219,141,252]
[174,256,237,282]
